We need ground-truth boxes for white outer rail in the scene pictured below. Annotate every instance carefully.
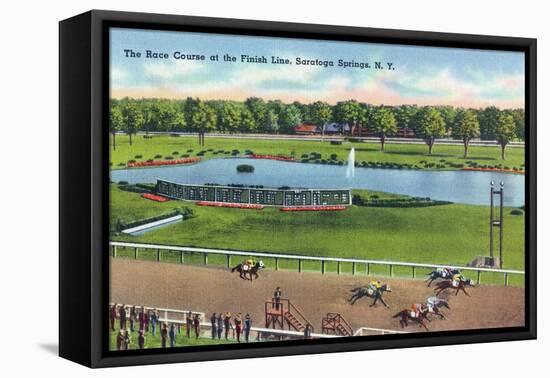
[109,241,524,286]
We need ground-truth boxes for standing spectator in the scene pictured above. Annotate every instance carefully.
[119,304,127,330]
[144,308,150,332]
[150,308,159,336]
[116,329,125,351]
[273,287,282,310]
[244,313,252,342]
[234,313,243,343]
[124,328,131,350]
[223,312,233,340]
[110,303,118,331]
[138,306,146,331]
[160,323,168,348]
[216,313,224,339]
[304,323,313,339]
[186,311,193,338]
[210,313,217,339]
[130,305,136,332]
[169,323,176,347]
[193,314,201,339]
[138,330,145,349]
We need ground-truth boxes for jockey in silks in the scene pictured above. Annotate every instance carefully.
[452,272,465,287]
[369,280,383,293]
[411,303,425,318]
[243,259,255,271]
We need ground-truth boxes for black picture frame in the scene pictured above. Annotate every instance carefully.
[59,9,537,368]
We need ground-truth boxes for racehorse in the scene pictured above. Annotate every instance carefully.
[393,307,430,331]
[425,297,450,320]
[434,278,475,297]
[231,260,265,281]
[348,284,392,308]
[425,268,461,287]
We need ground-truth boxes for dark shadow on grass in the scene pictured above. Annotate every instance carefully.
[460,156,496,161]
[38,342,58,356]
[383,151,448,158]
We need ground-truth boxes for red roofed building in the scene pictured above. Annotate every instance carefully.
[294,124,319,135]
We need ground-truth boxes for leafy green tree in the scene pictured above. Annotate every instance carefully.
[121,100,144,146]
[245,97,267,132]
[510,109,525,141]
[414,106,446,155]
[309,101,333,137]
[109,101,123,150]
[494,113,516,159]
[437,106,457,137]
[479,106,500,140]
[278,104,302,134]
[191,101,217,133]
[239,108,256,133]
[219,102,241,133]
[334,100,362,135]
[369,106,397,151]
[452,109,480,157]
[394,105,418,137]
[263,109,279,134]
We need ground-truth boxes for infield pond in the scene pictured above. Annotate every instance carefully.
[110,158,525,207]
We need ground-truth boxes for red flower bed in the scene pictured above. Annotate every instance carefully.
[128,157,201,168]
[141,193,170,202]
[280,205,347,212]
[462,167,525,174]
[196,201,264,210]
[250,154,295,162]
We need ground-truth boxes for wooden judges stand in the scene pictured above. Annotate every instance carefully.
[265,298,312,333]
[321,313,353,337]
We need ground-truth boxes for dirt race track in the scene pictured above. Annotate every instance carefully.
[110,258,524,333]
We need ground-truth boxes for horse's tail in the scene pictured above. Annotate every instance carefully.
[350,287,361,292]
[231,265,240,272]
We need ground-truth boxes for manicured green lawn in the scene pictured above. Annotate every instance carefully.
[110,185,525,276]
[109,325,235,351]
[109,135,525,171]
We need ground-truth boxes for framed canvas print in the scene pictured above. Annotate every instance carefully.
[59,10,536,368]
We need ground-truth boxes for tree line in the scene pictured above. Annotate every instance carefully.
[110,97,525,159]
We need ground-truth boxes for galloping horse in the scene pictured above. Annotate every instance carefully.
[425,268,461,287]
[425,297,450,320]
[393,306,430,331]
[231,260,265,281]
[348,284,392,308]
[434,278,475,297]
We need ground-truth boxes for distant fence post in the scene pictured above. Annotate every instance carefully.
[275,258,279,271]
[112,246,117,257]
[412,266,416,279]
[134,247,138,259]
[477,270,481,285]
[366,263,370,276]
[226,255,231,269]
[157,248,161,262]
[352,262,356,275]
[180,251,184,264]
[322,260,326,274]
[337,262,341,275]
[204,253,208,265]
[298,259,303,272]
[389,264,394,277]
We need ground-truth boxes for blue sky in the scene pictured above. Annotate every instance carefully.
[110,27,525,108]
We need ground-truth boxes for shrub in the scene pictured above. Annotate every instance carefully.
[127,159,136,164]
[154,154,162,159]
[330,140,342,145]
[236,164,254,173]
[510,209,523,216]
[301,154,309,158]
[187,149,194,152]
[330,154,338,160]
[165,156,173,160]
[135,155,143,159]
[172,151,179,155]
[117,181,129,185]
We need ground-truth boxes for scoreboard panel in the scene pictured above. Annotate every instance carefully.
[156,180,351,207]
